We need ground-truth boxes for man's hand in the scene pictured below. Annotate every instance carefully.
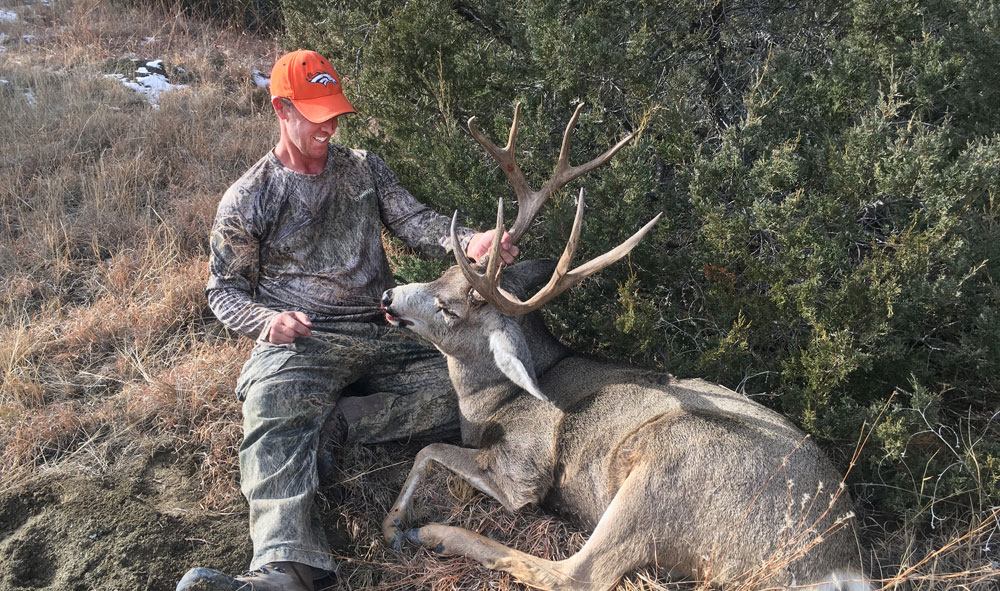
[466,230,519,264]
[267,310,312,345]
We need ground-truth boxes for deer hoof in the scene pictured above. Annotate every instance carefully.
[389,530,406,551]
[404,528,446,553]
[384,518,405,549]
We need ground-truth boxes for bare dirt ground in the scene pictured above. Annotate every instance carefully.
[0,452,252,590]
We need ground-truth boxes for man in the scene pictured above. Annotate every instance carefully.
[176,49,516,591]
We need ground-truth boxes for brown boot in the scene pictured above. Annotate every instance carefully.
[176,561,314,591]
[236,562,314,591]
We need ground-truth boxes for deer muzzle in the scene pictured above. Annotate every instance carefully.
[380,289,411,327]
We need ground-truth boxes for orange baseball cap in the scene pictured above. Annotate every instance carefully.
[270,49,356,123]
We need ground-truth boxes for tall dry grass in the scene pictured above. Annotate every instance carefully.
[0,1,997,590]
[0,0,276,507]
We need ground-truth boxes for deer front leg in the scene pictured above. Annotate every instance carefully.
[411,464,658,591]
[382,442,522,549]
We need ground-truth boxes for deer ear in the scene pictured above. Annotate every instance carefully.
[488,326,549,403]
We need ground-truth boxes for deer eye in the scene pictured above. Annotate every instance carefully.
[435,298,459,318]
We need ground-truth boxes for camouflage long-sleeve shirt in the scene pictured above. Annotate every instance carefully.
[207,144,477,340]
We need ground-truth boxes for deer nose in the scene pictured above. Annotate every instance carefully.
[381,289,393,308]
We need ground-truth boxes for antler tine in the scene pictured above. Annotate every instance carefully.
[468,102,533,212]
[547,210,662,298]
[455,188,663,317]
[553,187,587,279]
[484,198,505,282]
[553,103,586,181]
[515,191,662,313]
[451,211,525,316]
[549,103,637,193]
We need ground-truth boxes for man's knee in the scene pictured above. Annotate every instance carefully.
[242,377,327,422]
[239,366,335,457]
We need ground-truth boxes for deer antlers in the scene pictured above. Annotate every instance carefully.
[452,103,661,316]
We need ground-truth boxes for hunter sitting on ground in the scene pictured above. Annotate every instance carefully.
[176,49,516,591]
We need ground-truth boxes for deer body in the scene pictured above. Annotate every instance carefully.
[383,266,865,590]
[379,106,868,590]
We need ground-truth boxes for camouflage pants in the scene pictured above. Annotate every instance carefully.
[235,322,459,574]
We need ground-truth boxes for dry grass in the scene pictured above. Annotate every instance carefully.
[0,0,272,506]
[1,1,997,590]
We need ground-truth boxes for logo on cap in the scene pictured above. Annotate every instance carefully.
[308,72,338,87]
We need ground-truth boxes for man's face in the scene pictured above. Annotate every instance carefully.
[277,99,338,163]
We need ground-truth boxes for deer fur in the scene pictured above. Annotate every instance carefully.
[380,261,870,591]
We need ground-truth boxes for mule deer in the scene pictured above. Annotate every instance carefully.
[379,104,869,591]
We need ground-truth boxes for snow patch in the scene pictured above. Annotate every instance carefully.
[104,59,188,109]
[0,10,18,23]
[252,69,269,89]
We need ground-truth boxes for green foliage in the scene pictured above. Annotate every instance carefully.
[613,264,661,359]
[278,0,1000,518]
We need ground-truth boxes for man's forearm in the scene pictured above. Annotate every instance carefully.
[206,287,280,341]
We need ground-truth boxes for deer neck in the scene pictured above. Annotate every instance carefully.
[445,355,520,444]
[445,316,570,445]
[519,312,572,374]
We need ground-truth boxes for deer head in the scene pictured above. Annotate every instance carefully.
[382,104,661,403]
